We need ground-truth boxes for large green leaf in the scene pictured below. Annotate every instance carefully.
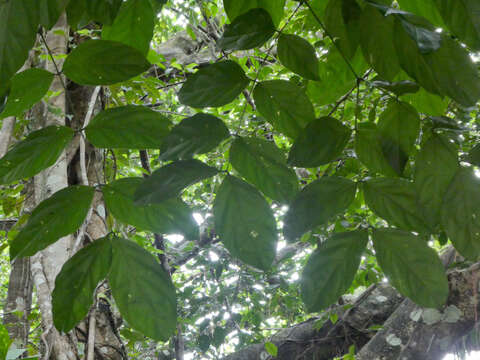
[400,88,448,116]
[253,80,315,139]
[85,0,122,25]
[0,323,10,360]
[159,113,230,161]
[178,61,250,108]
[103,178,198,239]
[288,117,351,168]
[85,105,171,149]
[284,177,356,241]
[213,176,277,271]
[0,126,74,184]
[414,134,459,229]
[218,8,275,51]
[38,0,70,29]
[52,237,112,333]
[397,0,444,27]
[102,0,155,55]
[363,178,431,233]
[467,144,480,167]
[0,0,39,85]
[66,0,90,30]
[229,137,298,203]
[277,34,320,81]
[63,40,151,85]
[0,69,54,119]
[134,160,218,205]
[301,230,367,312]
[223,0,285,26]
[10,186,95,259]
[441,167,480,260]
[109,236,176,341]
[372,228,449,308]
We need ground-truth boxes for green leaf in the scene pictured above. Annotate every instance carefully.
[284,177,356,241]
[102,0,155,55]
[0,323,10,360]
[288,117,351,168]
[218,8,275,51]
[398,14,442,53]
[414,134,459,229]
[85,0,122,25]
[103,178,198,239]
[301,230,367,312]
[0,0,39,85]
[371,80,420,97]
[0,69,54,119]
[441,167,480,260]
[0,126,74,184]
[134,160,218,204]
[277,34,320,81]
[264,342,278,357]
[229,137,298,203]
[85,105,171,149]
[52,237,112,333]
[223,0,285,26]
[66,0,90,30]
[397,0,444,27]
[467,144,480,167]
[363,178,431,233]
[372,228,449,308]
[38,0,70,29]
[213,176,277,271]
[253,80,315,139]
[63,40,151,85]
[400,88,448,116]
[10,186,95,259]
[178,61,250,108]
[159,113,230,161]
[109,236,176,341]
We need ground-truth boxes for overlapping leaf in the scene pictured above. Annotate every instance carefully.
[223,0,285,26]
[277,34,320,81]
[85,0,122,25]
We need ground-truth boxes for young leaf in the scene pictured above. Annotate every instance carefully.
[0,126,74,184]
[218,8,275,51]
[414,134,459,229]
[277,34,320,80]
[284,177,357,241]
[134,160,218,204]
[52,237,113,333]
[288,117,351,168]
[159,113,230,161]
[372,228,449,308]
[0,69,54,119]
[229,137,298,203]
[109,236,177,341]
[301,230,367,312]
[102,0,155,55]
[178,61,250,108]
[213,176,277,271]
[264,342,278,357]
[223,0,285,26]
[363,178,431,233]
[103,177,198,239]
[10,186,95,259]
[441,167,480,260]
[85,105,171,149]
[63,40,151,85]
[253,80,315,139]
[85,0,122,25]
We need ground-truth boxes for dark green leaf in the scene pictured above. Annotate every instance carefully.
[301,230,367,312]
[218,8,275,51]
[398,15,442,53]
[229,137,298,203]
[38,0,70,29]
[284,177,356,241]
[467,144,480,167]
[223,0,285,26]
[159,113,230,161]
[397,0,444,27]
[63,40,151,85]
[134,160,218,204]
[10,186,95,259]
[0,126,74,184]
[178,61,250,108]
[277,34,320,80]
[53,237,112,333]
[253,80,315,139]
[109,236,176,341]
[66,0,90,30]
[400,88,448,116]
[102,0,155,55]
[0,323,10,360]
[372,228,449,308]
[441,167,480,260]
[415,134,459,229]
[103,178,198,239]
[213,176,277,271]
[370,80,420,97]
[288,117,351,167]
[0,69,54,119]
[363,178,431,233]
[85,105,171,149]
[85,0,122,25]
